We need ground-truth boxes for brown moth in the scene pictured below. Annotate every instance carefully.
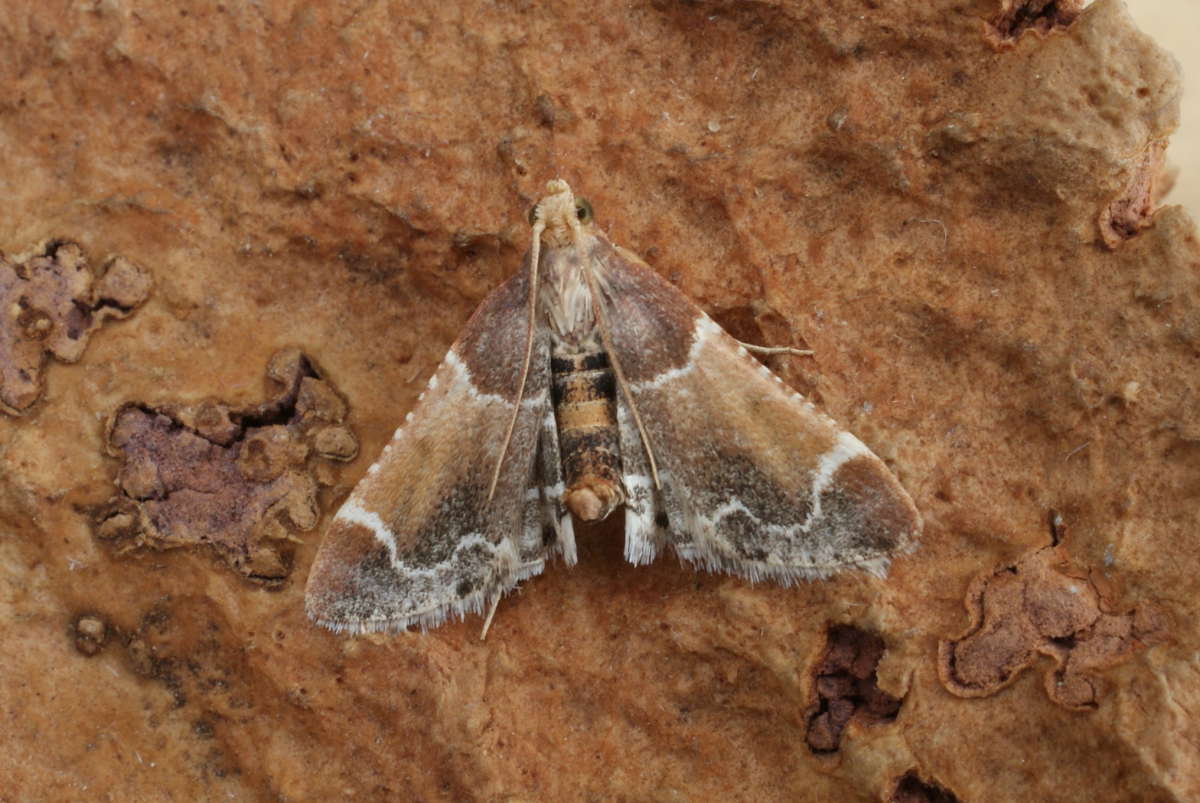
[305,179,921,634]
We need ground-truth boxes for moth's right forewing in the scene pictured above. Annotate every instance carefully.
[305,268,551,633]
[595,239,920,583]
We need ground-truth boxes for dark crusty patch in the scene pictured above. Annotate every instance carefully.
[889,771,962,803]
[805,624,902,753]
[987,0,1084,45]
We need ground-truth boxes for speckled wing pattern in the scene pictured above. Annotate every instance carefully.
[595,238,920,582]
[305,268,564,633]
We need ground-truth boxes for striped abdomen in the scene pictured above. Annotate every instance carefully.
[551,348,624,522]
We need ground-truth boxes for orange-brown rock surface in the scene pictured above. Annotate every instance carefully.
[1,1,1196,800]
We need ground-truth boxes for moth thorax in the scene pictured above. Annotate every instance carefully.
[550,347,625,523]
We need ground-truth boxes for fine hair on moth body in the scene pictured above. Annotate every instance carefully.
[305,179,921,638]
[493,188,656,526]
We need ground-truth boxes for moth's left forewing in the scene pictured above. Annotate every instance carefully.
[593,238,920,583]
[305,268,553,633]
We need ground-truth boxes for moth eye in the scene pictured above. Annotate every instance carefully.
[575,198,594,223]
[527,204,539,225]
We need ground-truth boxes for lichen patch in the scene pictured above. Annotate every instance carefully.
[0,240,152,415]
[938,538,1170,710]
[94,348,357,585]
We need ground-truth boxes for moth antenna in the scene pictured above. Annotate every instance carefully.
[480,594,501,640]
[580,251,662,490]
[738,341,814,358]
[488,217,544,503]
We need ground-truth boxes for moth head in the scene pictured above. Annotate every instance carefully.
[529,179,594,248]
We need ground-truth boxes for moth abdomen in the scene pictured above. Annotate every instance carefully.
[550,348,624,522]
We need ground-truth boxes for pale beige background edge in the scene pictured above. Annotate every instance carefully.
[1128,0,1198,217]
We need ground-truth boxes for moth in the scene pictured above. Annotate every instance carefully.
[306,179,920,634]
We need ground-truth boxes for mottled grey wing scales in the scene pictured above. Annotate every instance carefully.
[305,270,555,633]
[596,239,920,584]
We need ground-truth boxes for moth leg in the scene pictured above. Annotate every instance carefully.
[538,403,577,565]
[737,341,814,358]
[480,595,501,640]
[616,394,671,565]
[519,429,549,559]
[482,416,571,640]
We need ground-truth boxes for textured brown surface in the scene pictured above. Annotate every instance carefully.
[1,0,1197,801]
